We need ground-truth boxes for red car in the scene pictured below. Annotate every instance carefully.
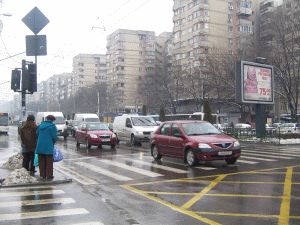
[76,122,117,148]
[149,120,241,166]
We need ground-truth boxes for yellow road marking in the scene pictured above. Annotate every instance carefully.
[197,211,280,218]
[279,167,293,225]
[122,184,221,225]
[181,175,227,210]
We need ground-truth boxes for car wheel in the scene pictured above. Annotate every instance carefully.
[111,144,116,149]
[98,144,102,149]
[131,135,137,146]
[225,157,237,164]
[64,135,68,140]
[186,149,198,167]
[76,138,80,146]
[152,145,162,160]
[85,139,91,148]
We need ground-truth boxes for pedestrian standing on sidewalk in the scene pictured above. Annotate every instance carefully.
[36,115,57,179]
[20,115,38,173]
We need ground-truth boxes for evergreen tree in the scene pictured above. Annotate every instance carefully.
[203,99,213,124]
[125,108,131,114]
[159,106,165,122]
[142,105,147,116]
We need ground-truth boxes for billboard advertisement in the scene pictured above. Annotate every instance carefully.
[236,61,274,104]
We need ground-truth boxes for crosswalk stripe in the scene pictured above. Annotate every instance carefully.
[0,190,64,198]
[236,159,259,164]
[55,165,98,185]
[242,151,292,159]
[100,159,163,177]
[121,158,189,173]
[75,162,133,181]
[72,222,104,225]
[240,156,276,161]
[0,198,75,208]
[0,208,89,221]
[243,149,300,157]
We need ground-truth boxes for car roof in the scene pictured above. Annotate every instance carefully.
[163,120,207,124]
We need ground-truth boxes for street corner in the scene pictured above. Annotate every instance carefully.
[122,165,300,224]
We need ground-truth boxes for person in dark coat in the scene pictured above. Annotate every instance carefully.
[20,115,38,173]
[36,115,58,179]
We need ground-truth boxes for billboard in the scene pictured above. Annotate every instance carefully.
[236,61,274,104]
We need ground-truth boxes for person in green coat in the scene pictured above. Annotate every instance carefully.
[36,115,57,179]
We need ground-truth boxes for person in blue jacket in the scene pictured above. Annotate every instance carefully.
[36,115,57,179]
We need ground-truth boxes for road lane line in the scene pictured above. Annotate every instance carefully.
[100,159,163,177]
[73,222,104,225]
[0,190,64,198]
[279,167,293,225]
[0,208,89,221]
[0,198,75,207]
[236,159,259,164]
[120,158,189,173]
[242,151,292,159]
[75,162,133,181]
[240,156,277,161]
[55,165,98,185]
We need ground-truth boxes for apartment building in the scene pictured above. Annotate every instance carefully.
[106,29,156,113]
[72,54,107,94]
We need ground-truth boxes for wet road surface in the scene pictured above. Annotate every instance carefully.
[0,126,300,224]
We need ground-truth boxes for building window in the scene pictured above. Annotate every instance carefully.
[188,14,193,21]
[175,42,180,49]
[176,54,180,60]
[188,2,193,9]
[182,53,186,59]
[228,26,233,31]
[229,38,233,43]
[194,0,200,5]
[205,23,209,29]
[175,20,180,26]
[182,29,186,35]
[181,6,186,12]
[188,27,193,32]
[181,41,186,47]
[204,35,209,41]
[175,31,180,39]
[181,18,186,24]
[188,38,193,44]
[194,11,200,18]
[194,36,200,43]
[174,9,180,15]
[194,23,201,30]
[204,10,209,16]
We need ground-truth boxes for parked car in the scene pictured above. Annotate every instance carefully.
[234,123,251,129]
[265,124,277,133]
[149,120,241,167]
[277,123,300,134]
[75,122,117,148]
[69,120,81,137]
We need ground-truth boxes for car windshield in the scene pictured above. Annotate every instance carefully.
[87,123,109,131]
[131,117,157,126]
[53,116,65,125]
[85,118,99,122]
[181,122,221,135]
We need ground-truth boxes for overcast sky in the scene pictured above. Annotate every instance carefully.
[0,0,174,101]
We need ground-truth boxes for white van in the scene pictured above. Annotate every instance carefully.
[36,112,69,139]
[113,115,159,145]
[74,113,100,122]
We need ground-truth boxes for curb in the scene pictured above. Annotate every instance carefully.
[0,178,72,188]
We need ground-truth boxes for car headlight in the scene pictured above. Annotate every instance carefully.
[90,134,98,138]
[234,141,240,147]
[136,131,143,135]
[198,143,211,148]
[112,133,116,138]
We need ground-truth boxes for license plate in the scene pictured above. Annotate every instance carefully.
[218,151,232,156]
[101,138,110,142]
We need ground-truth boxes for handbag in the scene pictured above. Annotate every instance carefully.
[53,144,63,162]
[34,152,39,166]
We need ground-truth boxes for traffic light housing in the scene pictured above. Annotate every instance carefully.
[22,63,37,93]
[11,69,21,91]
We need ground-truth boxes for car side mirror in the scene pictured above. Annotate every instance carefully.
[126,124,132,128]
[174,133,183,138]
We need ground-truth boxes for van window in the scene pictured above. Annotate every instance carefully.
[53,116,65,124]
[131,117,157,126]
[126,118,132,127]
[85,118,99,122]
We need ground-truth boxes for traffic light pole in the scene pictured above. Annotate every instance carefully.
[21,60,26,122]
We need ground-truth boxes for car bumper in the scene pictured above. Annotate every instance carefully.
[57,129,69,136]
[88,138,117,146]
[193,147,241,161]
[134,135,151,142]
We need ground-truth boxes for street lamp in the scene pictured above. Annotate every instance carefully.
[0,13,12,17]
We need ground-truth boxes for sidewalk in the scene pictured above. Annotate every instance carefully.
[0,167,72,188]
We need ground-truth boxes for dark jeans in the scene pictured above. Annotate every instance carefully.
[22,152,35,172]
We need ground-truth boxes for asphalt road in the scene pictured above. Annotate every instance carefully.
[0,126,300,225]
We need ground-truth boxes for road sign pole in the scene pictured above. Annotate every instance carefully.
[21,59,26,122]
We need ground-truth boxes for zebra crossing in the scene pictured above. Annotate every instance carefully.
[0,185,105,224]
[53,145,300,185]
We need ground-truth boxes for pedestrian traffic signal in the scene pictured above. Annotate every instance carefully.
[11,69,21,91]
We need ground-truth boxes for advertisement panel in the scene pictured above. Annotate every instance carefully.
[236,61,274,104]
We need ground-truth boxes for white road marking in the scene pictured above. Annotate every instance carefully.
[242,151,292,159]
[72,222,104,225]
[120,158,189,173]
[236,159,259,164]
[240,156,276,161]
[0,198,75,207]
[55,165,98,185]
[0,208,89,221]
[0,190,64,198]
[75,162,133,181]
[100,159,163,177]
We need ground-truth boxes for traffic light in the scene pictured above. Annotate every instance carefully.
[27,64,37,93]
[22,63,37,93]
[11,69,21,91]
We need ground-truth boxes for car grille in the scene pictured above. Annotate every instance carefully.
[212,143,232,149]
[143,132,151,135]
[99,135,111,138]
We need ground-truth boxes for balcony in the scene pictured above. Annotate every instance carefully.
[236,7,252,16]
[198,3,210,10]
